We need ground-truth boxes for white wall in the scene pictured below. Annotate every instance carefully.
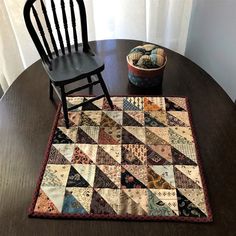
[185,0,236,102]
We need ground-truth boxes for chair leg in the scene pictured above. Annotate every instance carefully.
[97,73,114,109]
[60,85,69,129]
[87,76,93,93]
[87,76,92,83]
[49,81,54,100]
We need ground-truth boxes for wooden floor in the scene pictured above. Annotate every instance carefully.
[0,40,236,236]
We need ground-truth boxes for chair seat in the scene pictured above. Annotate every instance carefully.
[47,49,104,85]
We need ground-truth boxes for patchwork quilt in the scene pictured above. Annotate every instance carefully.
[29,96,212,222]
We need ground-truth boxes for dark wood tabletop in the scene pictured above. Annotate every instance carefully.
[0,39,236,236]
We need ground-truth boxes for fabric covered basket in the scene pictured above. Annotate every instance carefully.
[127,44,167,88]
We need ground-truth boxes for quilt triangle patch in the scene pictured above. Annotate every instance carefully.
[166,97,187,111]
[172,144,197,163]
[98,128,120,144]
[121,146,143,165]
[52,144,75,163]
[119,190,147,215]
[170,127,193,143]
[41,186,66,212]
[103,111,123,125]
[96,146,119,165]
[48,145,71,164]
[122,128,144,145]
[167,112,189,127]
[94,166,118,189]
[121,166,146,188]
[168,128,192,145]
[62,190,87,214]
[90,190,117,214]
[125,111,145,126]
[79,126,99,143]
[100,112,121,128]
[144,112,166,127]
[52,128,74,144]
[147,166,174,189]
[67,101,77,110]
[145,128,169,145]
[66,187,93,213]
[84,97,104,109]
[150,189,179,215]
[79,112,99,126]
[102,98,122,111]
[123,99,141,111]
[175,165,202,188]
[144,97,162,111]
[123,165,148,186]
[125,127,146,142]
[68,112,81,126]
[178,188,207,215]
[148,145,172,163]
[66,165,90,187]
[72,164,96,187]
[96,188,120,214]
[34,188,60,213]
[146,145,171,165]
[66,97,84,111]
[71,146,94,164]
[174,167,201,189]
[41,165,70,187]
[59,127,77,143]
[76,144,97,164]
[82,98,101,110]
[58,113,75,127]
[171,146,197,165]
[147,189,176,216]
[150,165,176,188]
[165,98,185,111]
[176,189,207,217]
[98,165,121,189]
[123,112,143,126]
[122,189,148,213]
[98,145,121,164]
[77,127,97,144]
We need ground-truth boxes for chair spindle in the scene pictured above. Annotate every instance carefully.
[70,0,78,51]
[76,0,90,52]
[50,0,65,55]
[40,0,59,57]
[32,5,52,59]
[61,0,71,53]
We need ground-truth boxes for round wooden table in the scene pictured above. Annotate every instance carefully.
[0,39,235,236]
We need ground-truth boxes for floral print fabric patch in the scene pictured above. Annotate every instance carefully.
[29,96,212,222]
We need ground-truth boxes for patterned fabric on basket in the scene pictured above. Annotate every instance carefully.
[29,96,212,222]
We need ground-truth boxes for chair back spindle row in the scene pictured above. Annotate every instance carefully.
[24,0,90,67]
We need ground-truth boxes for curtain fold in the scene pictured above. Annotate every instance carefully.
[0,0,192,93]
[0,0,24,92]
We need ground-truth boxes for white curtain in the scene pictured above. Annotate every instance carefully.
[0,0,192,93]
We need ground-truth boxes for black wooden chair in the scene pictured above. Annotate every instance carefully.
[23,0,114,128]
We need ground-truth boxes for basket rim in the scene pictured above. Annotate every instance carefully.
[126,55,167,71]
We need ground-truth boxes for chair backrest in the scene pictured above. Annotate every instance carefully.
[24,0,90,67]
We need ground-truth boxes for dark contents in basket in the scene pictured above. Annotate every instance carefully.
[128,44,165,69]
